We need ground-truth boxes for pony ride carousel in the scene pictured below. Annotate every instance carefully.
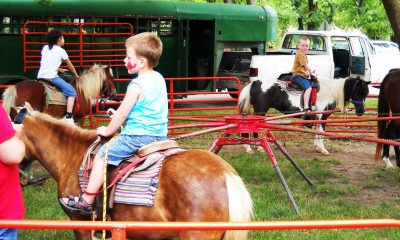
[169,108,400,214]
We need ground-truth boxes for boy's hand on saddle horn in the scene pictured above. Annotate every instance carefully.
[96,126,113,137]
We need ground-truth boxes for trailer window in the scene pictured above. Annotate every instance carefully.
[150,20,175,37]
[0,17,24,34]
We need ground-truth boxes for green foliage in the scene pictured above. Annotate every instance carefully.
[333,0,392,39]
[178,0,394,41]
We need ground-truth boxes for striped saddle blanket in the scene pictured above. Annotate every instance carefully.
[79,147,183,206]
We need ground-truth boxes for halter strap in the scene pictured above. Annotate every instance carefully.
[350,79,365,106]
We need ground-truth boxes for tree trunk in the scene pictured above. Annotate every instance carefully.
[224,0,233,3]
[382,0,400,43]
[246,0,256,5]
[294,0,304,30]
[307,0,316,30]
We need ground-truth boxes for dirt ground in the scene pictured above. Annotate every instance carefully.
[281,139,400,206]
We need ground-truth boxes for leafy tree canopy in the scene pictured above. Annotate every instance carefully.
[178,0,393,40]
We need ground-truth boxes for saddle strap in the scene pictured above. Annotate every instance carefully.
[106,155,147,190]
[82,137,102,178]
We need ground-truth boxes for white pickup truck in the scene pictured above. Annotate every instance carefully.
[249,30,400,94]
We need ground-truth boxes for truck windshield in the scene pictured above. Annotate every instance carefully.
[282,34,325,51]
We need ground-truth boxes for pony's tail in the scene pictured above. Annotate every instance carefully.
[224,173,254,240]
[238,82,252,114]
[375,76,390,162]
[2,86,17,115]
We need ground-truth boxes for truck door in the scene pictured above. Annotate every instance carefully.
[349,37,371,81]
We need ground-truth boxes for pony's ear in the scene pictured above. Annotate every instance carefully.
[107,65,113,77]
[103,65,113,77]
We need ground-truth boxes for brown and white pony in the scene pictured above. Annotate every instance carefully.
[17,105,254,240]
[2,64,117,126]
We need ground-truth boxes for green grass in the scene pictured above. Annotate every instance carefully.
[19,138,400,239]
[366,98,378,108]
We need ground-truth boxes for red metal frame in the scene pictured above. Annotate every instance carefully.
[92,76,241,129]
[1,218,399,240]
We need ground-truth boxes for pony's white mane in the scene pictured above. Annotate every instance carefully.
[318,78,346,112]
[75,64,108,102]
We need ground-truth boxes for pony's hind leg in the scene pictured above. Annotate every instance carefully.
[394,145,400,167]
[382,144,394,169]
[382,121,396,168]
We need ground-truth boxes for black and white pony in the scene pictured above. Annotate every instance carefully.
[239,77,370,155]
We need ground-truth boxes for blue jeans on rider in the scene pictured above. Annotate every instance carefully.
[51,77,76,97]
[292,75,312,90]
[98,135,167,166]
[0,228,18,240]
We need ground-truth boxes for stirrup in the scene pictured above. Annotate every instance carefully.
[59,195,93,216]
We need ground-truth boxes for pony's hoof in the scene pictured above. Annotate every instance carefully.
[321,150,330,156]
[383,157,394,169]
[256,146,265,153]
[316,147,330,155]
[385,165,394,169]
[246,149,254,155]
[244,145,254,154]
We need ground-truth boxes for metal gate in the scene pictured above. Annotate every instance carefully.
[23,21,134,71]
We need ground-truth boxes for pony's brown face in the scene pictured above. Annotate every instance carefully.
[100,65,117,100]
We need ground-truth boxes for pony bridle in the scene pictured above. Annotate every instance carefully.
[350,79,365,107]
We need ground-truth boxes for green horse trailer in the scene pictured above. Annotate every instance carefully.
[0,0,277,94]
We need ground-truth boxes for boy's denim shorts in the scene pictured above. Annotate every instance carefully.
[0,228,18,240]
[292,75,312,90]
[98,134,166,166]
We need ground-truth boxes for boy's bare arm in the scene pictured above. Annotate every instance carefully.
[97,84,140,136]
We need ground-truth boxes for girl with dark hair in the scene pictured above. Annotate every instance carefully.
[37,29,79,123]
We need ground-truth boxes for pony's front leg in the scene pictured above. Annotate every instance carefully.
[244,144,254,154]
[313,123,330,156]
[241,132,254,154]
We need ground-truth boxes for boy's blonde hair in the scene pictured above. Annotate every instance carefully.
[299,36,310,44]
[126,32,163,68]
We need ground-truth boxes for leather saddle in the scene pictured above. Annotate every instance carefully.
[277,72,320,92]
[81,138,180,219]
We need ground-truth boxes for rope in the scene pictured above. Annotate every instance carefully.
[101,133,119,240]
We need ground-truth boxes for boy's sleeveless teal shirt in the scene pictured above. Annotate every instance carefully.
[122,71,168,136]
